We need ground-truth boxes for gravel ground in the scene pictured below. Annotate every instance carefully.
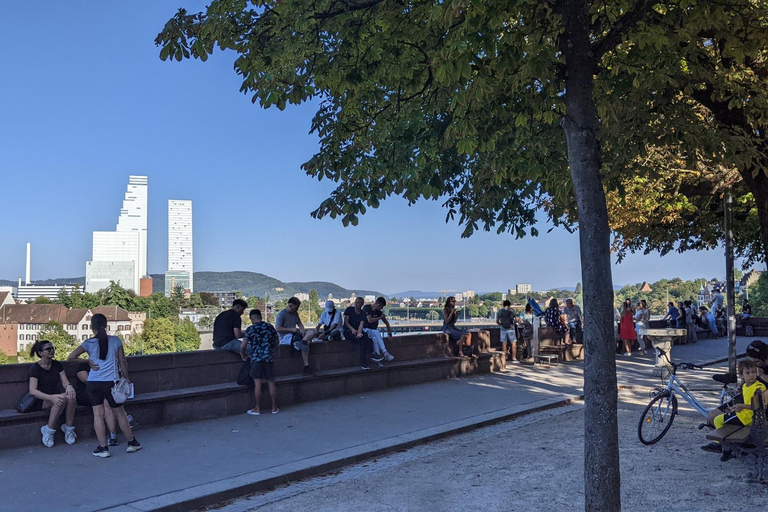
[206,390,767,512]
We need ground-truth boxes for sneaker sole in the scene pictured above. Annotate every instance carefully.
[93,451,111,458]
[126,445,142,453]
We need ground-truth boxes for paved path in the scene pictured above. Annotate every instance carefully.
[0,335,760,512]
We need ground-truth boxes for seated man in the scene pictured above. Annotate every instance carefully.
[737,301,752,327]
[661,302,679,327]
[315,300,343,341]
[746,339,768,386]
[275,297,315,376]
[562,298,584,344]
[344,296,376,369]
[212,299,248,354]
[702,360,766,461]
[698,306,719,338]
[362,297,395,362]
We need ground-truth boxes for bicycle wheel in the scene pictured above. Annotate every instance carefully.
[638,392,678,445]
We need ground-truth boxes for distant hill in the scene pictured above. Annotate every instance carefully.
[0,277,85,287]
[150,271,382,299]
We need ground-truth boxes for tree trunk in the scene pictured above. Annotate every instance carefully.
[560,2,621,511]
[740,166,768,266]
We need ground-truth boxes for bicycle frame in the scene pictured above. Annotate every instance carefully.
[660,373,711,418]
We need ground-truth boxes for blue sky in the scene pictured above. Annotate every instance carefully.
[0,2,755,295]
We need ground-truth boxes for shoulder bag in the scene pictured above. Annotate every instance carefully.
[15,392,37,413]
[111,348,133,404]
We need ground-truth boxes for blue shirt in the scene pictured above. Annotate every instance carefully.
[668,306,679,320]
[244,322,278,363]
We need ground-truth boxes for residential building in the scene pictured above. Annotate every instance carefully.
[464,290,476,299]
[209,291,238,308]
[516,284,532,294]
[86,175,148,293]
[166,199,193,295]
[0,303,144,357]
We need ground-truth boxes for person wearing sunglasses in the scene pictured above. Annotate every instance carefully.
[27,340,77,448]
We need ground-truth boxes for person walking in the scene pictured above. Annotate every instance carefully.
[68,313,140,458]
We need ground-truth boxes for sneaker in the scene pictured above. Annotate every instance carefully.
[92,445,110,458]
[126,438,141,453]
[40,425,55,448]
[720,449,735,462]
[360,364,370,370]
[371,353,384,362]
[384,352,395,362]
[246,409,261,416]
[701,442,722,453]
[510,359,519,364]
[61,424,77,445]
[302,366,313,376]
[108,432,119,446]
[623,352,632,356]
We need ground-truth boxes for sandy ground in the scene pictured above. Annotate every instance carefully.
[206,390,767,512]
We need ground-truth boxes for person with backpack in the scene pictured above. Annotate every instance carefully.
[68,313,141,458]
[496,300,518,364]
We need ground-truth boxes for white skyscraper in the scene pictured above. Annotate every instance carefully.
[86,176,148,293]
[165,200,193,296]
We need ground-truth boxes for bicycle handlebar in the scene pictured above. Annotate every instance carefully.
[655,348,701,373]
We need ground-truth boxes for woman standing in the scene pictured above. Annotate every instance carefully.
[619,299,637,356]
[544,299,569,344]
[442,297,471,356]
[634,300,651,355]
[68,313,140,458]
[28,340,77,447]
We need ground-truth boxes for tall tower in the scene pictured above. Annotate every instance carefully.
[165,200,193,296]
[85,175,148,293]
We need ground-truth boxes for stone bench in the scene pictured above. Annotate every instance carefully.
[737,317,768,337]
[0,331,504,449]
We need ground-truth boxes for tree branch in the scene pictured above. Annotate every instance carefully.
[592,0,656,61]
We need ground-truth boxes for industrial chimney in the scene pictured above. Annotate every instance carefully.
[25,242,31,285]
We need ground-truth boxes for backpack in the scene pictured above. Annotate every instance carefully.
[522,321,534,339]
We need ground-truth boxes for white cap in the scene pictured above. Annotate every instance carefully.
[325,300,335,312]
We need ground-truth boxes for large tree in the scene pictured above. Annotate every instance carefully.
[157,1,767,508]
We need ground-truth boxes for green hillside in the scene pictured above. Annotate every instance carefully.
[150,271,381,299]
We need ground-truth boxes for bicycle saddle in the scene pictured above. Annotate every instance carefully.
[712,373,737,384]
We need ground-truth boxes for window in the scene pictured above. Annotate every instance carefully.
[82,335,88,341]
[85,316,91,321]
[26,335,31,340]
[82,324,88,330]
[19,335,23,341]
[124,334,130,340]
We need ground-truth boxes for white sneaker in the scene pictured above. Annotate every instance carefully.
[61,424,77,445]
[40,425,55,448]
[384,352,395,362]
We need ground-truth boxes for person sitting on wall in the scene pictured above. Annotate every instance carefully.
[698,306,719,338]
[544,298,570,345]
[363,297,395,362]
[661,302,679,328]
[344,296,378,370]
[275,297,315,376]
[442,296,473,357]
[212,299,248,354]
[562,298,584,345]
[27,340,77,448]
[315,300,343,341]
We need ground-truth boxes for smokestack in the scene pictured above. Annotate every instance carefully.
[25,242,31,285]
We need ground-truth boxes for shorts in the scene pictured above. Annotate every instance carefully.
[76,390,91,407]
[280,333,309,351]
[500,328,516,343]
[443,326,465,342]
[86,381,120,409]
[249,360,275,380]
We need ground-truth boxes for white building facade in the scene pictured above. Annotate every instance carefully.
[86,176,148,293]
[165,199,193,295]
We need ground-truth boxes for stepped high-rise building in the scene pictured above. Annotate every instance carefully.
[165,199,193,296]
[85,176,148,293]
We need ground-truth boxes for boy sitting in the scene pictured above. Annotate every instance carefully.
[701,360,766,461]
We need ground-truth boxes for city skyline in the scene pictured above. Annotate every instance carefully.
[0,3,763,295]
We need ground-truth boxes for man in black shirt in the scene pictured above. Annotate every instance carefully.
[363,297,394,362]
[344,297,376,369]
[213,299,248,354]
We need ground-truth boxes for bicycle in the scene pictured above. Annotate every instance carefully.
[637,348,739,445]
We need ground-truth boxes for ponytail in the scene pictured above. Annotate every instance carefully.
[90,313,109,359]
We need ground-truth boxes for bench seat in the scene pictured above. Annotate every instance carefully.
[706,424,750,444]
[0,352,504,450]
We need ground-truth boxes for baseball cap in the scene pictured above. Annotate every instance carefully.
[746,340,768,360]
[325,300,335,312]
